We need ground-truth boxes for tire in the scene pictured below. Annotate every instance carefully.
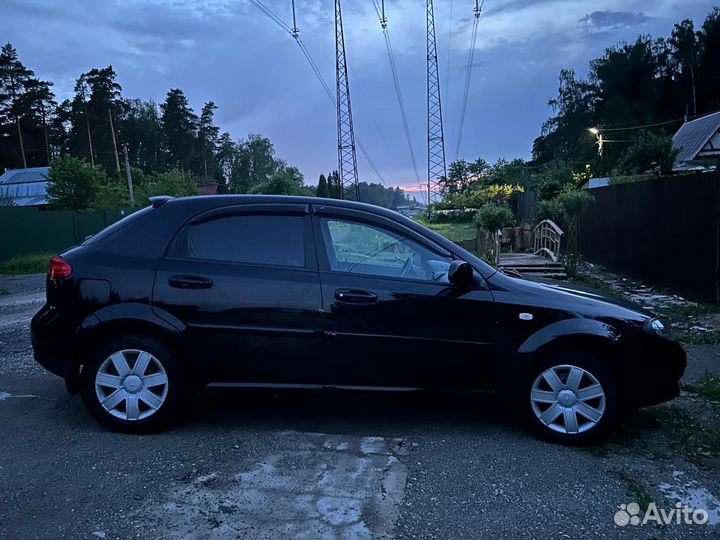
[520,349,620,445]
[81,334,186,433]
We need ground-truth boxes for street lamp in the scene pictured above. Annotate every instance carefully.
[588,127,604,156]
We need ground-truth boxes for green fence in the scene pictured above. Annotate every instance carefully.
[0,206,129,262]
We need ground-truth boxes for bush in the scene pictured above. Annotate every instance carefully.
[137,170,198,199]
[473,202,514,232]
[537,188,594,276]
[615,131,679,176]
[47,156,107,211]
[96,180,133,209]
[538,189,594,228]
[249,166,309,196]
[95,169,198,209]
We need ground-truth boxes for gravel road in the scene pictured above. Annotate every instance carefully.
[1,274,719,539]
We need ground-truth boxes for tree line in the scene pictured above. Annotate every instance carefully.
[438,7,720,216]
[433,7,719,272]
[533,7,719,179]
[0,43,413,210]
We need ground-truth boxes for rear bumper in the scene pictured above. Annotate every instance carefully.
[31,304,74,378]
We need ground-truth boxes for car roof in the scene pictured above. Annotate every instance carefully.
[164,194,404,218]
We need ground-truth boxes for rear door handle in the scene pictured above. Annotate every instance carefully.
[168,275,214,289]
[335,289,378,304]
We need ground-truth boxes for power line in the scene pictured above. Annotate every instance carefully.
[248,0,388,189]
[295,38,335,104]
[369,0,425,202]
[599,118,685,132]
[248,0,292,33]
[454,0,484,161]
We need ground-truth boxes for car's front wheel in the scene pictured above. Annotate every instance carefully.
[81,334,185,433]
[522,350,620,445]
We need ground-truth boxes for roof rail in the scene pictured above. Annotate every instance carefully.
[149,195,173,208]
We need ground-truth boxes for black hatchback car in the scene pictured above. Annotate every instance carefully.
[32,195,685,443]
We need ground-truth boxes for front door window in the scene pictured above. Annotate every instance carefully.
[320,218,452,282]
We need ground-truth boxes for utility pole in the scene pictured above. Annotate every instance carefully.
[123,144,135,207]
[334,0,359,201]
[16,117,27,168]
[84,103,94,166]
[40,101,50,165]
[291,0,299,37]
[690,61,698,118]
[108,108,121,175]
[426,0,447,206]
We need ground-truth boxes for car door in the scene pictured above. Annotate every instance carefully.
[312,204,497,389]
[152,203,325,384]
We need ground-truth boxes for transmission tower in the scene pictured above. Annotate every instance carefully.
[426,0,447,205]
[334,0,360,201]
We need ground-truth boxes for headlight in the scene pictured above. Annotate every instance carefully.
[646,318,668,337]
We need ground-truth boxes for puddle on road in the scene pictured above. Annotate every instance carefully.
[133,432,408,539]
[0,391,38,400]
[659,470,720,525]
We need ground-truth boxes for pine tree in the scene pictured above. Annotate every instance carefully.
[327,170,342,198]
[161,88,198,173]
[0,43,34,168]
[22,78,56,165]
[317,174,330,197]
[197,101,219,183]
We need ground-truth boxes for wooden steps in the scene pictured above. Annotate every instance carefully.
[498,253,567,280]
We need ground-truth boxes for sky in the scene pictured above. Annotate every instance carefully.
[2,0,715,194]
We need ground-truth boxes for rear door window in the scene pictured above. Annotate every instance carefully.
[179,214,306,268]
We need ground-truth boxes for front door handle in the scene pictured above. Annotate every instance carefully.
[168,275,214,289]
[335,289,378,304]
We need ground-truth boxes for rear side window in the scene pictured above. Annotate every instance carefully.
[82,207,152,245]
[178,214,306,268]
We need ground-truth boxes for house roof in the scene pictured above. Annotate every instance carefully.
[0,166,50,206]
[672,111,720,163]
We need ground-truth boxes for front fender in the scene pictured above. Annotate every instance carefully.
[517,318,620,354]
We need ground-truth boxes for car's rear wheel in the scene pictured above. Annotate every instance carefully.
[522,350,619,445]
[81,334,185,433]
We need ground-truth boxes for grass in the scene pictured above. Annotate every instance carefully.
[568,275,618,297]
[684,375,720,402]
[659,302,720,318]
[0,253,54,275]
[617,471,653,511]
[414,218,477,243]
[650,405,720,462]
[675,332,720,345]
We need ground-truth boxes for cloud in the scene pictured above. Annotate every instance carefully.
[0,0,713,189]
[579,11,652,34]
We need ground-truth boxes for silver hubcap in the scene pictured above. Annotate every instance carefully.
[94,349,169,421]
[530,364,606,434]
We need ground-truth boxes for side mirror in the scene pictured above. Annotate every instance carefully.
[448,260,473,285]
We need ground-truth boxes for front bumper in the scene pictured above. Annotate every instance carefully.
[31,304,74,378]
[621,333,687,407]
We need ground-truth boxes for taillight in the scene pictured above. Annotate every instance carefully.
[49,256,72,280]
